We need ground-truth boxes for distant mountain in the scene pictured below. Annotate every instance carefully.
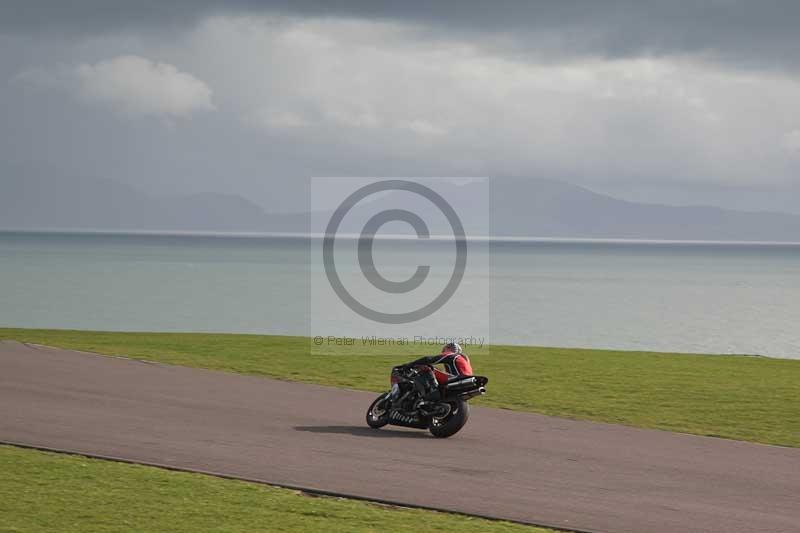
[312,178,800,241]
[491,178,800,241]
[3,175,800,242]
[0,175,306,233]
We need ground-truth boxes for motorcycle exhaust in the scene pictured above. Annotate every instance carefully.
[459,386,486,400]
[446,376,489,394]
[446,377,478,391]
[451,375,488,400]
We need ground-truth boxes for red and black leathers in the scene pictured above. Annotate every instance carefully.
[404,350,474,400]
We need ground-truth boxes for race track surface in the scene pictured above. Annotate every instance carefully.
[1,341,798,533]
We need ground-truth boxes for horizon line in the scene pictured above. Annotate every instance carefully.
[3,228,800,247]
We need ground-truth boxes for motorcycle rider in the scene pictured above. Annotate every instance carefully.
[399,342,473,404]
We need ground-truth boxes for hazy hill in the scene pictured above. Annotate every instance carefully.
[491,178,800,241]
[3,175,800,242]
[0,175,306,233]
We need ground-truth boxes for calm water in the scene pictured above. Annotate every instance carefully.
[1,231,799,358]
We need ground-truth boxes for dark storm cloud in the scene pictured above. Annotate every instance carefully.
[3,1,800,69]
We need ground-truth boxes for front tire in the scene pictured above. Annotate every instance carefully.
[428,400,470,438]
[366,393,390,428]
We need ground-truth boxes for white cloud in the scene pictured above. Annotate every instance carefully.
[247,108,310,129]
[784,130,800,154]
[184,15,800,183]
[399,119,448,137]
[9,14,800,203]
[17,55,215,118]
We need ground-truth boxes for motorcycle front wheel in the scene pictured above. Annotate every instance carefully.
[428,400,470,438]
[366,393,390,428]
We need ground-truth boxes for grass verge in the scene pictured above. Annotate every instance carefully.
[0,445,547,533]
[1,328,798,447]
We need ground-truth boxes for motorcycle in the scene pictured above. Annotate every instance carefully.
[365,364,488,438]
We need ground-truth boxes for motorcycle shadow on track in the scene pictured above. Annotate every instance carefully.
[294,425,430,439]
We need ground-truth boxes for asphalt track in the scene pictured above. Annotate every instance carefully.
[1,341,798,533]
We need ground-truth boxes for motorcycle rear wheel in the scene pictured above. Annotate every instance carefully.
[428,400,470,438]
[366,393,390,428]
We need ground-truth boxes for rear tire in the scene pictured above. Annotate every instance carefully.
[428,400,469,438]
[366,393,390,428]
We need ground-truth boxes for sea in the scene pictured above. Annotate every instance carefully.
[1,230,798,359]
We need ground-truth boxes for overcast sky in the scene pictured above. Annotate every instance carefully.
[2,1,800,213]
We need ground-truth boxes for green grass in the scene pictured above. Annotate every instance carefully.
[1,328,799,447]
[0,445,546,533]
